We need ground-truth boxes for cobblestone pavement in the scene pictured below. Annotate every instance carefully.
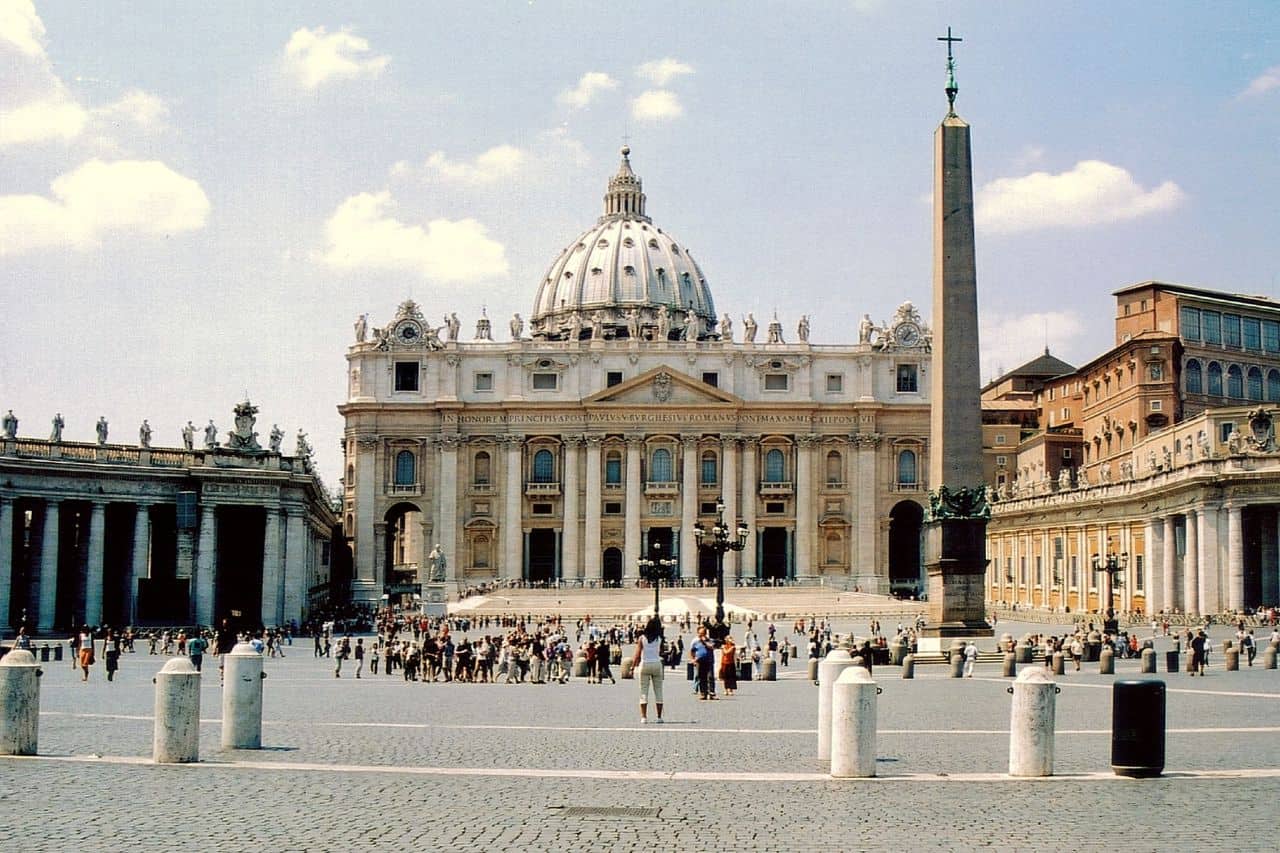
[3,622,1279,851]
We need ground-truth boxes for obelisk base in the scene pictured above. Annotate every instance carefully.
[923,518,992,638]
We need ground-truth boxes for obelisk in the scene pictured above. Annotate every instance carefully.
[924,28,992,636]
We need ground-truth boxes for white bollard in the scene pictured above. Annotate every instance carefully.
[1008,666,1059,777]
[0,649,42,755]
[153,657,202,763]
[222,642,266,749]
[817,645,857,760]
[830,666,880,778]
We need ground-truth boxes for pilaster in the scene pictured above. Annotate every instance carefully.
[624,434,644,575]
[722,435,740,577]
[795,434,818,577]
[679,434,698,581]
[562,435,581,579]
[584,434,603,579]
[741,438,758,578]
[503,434,523,580]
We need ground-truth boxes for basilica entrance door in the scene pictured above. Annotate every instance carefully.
[602,548,623,587]
[761,528,787,581]
[527,529,556,585]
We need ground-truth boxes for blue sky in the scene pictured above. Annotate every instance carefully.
[2,0,1277,485]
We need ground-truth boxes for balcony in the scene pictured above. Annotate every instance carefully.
[644,480,680,496]
[525,481,561,496]
[759,480,793,496]
[470,482,494,494]
[389,483,421,496]
[895,481,921,492]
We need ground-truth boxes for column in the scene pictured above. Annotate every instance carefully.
[195,504,216,626]
[1198,504,1220,613]
[722,435,739,577]
[0,497,12,630]
[438,435,459,574]
[1227,503,1244,611]
[37,501,59,632]
[854,434,879,580]
[1269,511,1280,609]
[372,521,387,589]
[1184,510,1199,616]
[282,510,306,626]
[679,434,698,581]
[503,435,523,580]
[741,438,758,579]
[1161,515,1176,614]
[352,435,380,602]
[127,502,151,625]
[795,435,816,578]
[261,508,282,627]
[562,436,581,579]
[83,501,106,626]
[624,435,643,575]
[1259,510,1277,609]
[584,435,602,580]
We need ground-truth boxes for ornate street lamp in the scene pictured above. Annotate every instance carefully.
[1091,545,1128,635]
[638,541,679,616]
[693,496,749,644]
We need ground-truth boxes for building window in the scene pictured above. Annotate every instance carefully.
[1228,364,1244,398]
[1035,555,1043,586]
[1070,555,1078,588]
[1203,311,1222,345]
[1268,369,1280,402]
[1185,359,1203,394]
[1150,400,1162,411]
[701,451,718,485]
[764,448,786,483]
[996,455,1007,466]
[532,373,558,391]
[605,452,622,485]
[896,364,918,393]
[1247,366,1264,401]
[606,371,623,387]
[1264,320,1280,353]
[764,373,789,391]
[394,450,415,486]
[474,451,491,486]
[651,448,673,482]
[1149,363,1163,381]
[532,449,555,483]
[1019,556,1027,585]
[1180,306,1201,340]
[826,373,843,393]
[701,371,718,387]
[1061,407,1070,420]
[394,362,419,392]
[765,501,785,514]
[1244,318,1262,351]
[1135,554,1144,592]
[532,503,553,515]
[1220,421,1235,443]
[1224,314,1242,349]
[474,372,494,392]
[897,449,917,488]
[825,450,842,484]
[1062,448,1072,459]
[1207,361,1223,396]
[604,501,622,515]
[995,434,1007,445]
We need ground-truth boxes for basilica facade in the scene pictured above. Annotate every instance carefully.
[340,150,934,603]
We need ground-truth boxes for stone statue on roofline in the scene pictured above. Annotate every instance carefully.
[720,313,733,342]
[96,416,109,445]
[1,409,17,440]
[139,419,152,448]
[51,413,64,443]
[743,313,757,343]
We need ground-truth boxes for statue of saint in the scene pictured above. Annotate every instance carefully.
[1,409,16,439]
[510,313,524,340]
[743,313,758,343]
[719,313,733,342]
[566,310,583,341]
[1058,467,1072,490]
[656,305,671,340]
[427,543,447,581]
[50,413,64,443]
[797,315,810,343]
[204,419,218,449]
[139,419,152,448]
[354,313,368,343]
[1197,430,1211,458]
[269,424,283,453]
[445,312,461,342]
[181,420,195,450]
[626,308,640,340]
[590,311,604,340]
[858,313,874,344]
[681,312,698,341]
[95,416,109,445]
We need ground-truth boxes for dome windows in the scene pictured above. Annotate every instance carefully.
[597,239,609,249]
[563,271,573,279]
[624,265,636,276]
[591,267,602,276]
[648,239,660,249]
[623,237,634,248]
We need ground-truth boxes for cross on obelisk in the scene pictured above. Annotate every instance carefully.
[937,27,962,115]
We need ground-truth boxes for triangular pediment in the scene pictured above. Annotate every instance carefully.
[584,367,742,406]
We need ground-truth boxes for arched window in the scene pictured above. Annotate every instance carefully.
[474,451,491,486]
[1268,369,1280,402]
[897,449,918,487]
[1247,366,1263,401]
[825,450,842,485]
[764,448,786,483]
[394,450,415,486]
[605,451,622,485]
[1208,362,1223,396]
[532,449,554,483]
[1185,359,1202,394]
[700,451,717,485]
[651,448,673,482]
[1228,364,1244,399]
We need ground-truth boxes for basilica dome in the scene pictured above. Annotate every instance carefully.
[529,148,717,341]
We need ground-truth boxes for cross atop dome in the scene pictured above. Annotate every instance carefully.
[604,145,648,220]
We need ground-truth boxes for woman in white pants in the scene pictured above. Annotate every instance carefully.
[634,616,665,724]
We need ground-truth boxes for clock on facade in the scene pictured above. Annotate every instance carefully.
[895,322,921,347]
[395,320,422,343]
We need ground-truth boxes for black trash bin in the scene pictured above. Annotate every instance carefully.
[739,661,752,681]
[686,662,694,681]
[1112,680,1165,777]
[54,644,63,662]
[1165,650,1179,673]
[40,645,50,662]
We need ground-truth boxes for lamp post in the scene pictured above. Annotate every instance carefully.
[638,541,678,616]
[693,496,749,644]
[1091,545,1128,635]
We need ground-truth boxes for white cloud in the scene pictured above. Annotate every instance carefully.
[636,57,694,86]
[283,26,390,89]
[0,159,210,255]
[557,71,617,108]
[1239,64,1280,98]
[630,89,683,122]
[975,160,1185,234]
[424,145,526,185]
[93,89,169,129]
[0,93,88,145]
[979,310,1085,384]
[0,0,45,58]
[322,191,508,282]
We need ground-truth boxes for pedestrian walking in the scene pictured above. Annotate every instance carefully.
[719,635,739,696]
[634,616,665,724]
[963,641,978,677]
[354,638,365,678]
[77,625,95,681]
[103,629,121,682]
[690,626,716,700]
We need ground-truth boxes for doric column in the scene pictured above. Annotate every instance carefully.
[854,433,880,580]
[127,502,151,626]
[352,433,380,603]
[722,435,740,577]
[1161,515,1176,613]
[83,501,107,626]
[1260,512,1278,610]
[372,521,387,589]
[1227,503,1244,611]
[261,508,282,627]
[195,504,216,626]
[741,438,758,579]
[438,434,460,575]
[282,509,306,626]
[1184,510,1199,616]
[584,435,603,580]
[795,434,817,578]
[1198,504,1220,613]
[624,434,644,574]
[679,434,698,581]
[503,434,523,580]
[37,501,59,632]
[0,497,12,630]
[1270,512,1280,609]
[562,436,581,579]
